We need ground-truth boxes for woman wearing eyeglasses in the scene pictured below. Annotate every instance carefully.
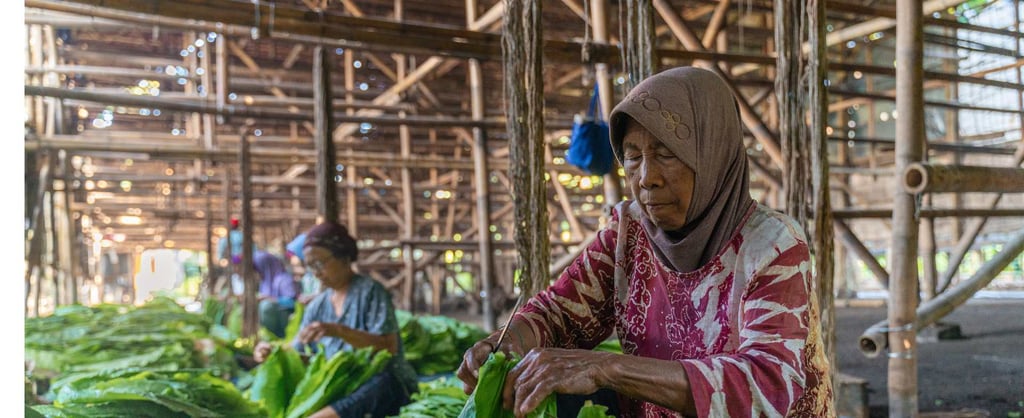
[252,221,418,418]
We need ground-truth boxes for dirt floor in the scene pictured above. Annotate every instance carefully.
[835,298,1024,417]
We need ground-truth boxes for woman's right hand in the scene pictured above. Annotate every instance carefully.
[457,323,532,395]
[253,341,273,363]
[456,338,497,394]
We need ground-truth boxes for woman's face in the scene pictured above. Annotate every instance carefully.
[621,122,695,231]
[302,246,353,289]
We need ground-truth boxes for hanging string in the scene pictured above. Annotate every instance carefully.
[619,0,655,91]
[502,0,550,298]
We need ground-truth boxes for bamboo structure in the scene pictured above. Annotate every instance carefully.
[21,1,1024,413]
[888,0,925,415]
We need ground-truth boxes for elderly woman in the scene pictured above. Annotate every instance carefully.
[253,221,418,418]
[457,67,834,417]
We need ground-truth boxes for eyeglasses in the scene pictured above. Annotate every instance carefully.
[305,259,329,272]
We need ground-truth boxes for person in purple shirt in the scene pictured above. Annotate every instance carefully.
[253,250,300,338]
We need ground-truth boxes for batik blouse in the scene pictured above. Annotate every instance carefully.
[516,202,834,417]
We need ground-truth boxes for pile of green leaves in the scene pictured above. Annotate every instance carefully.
[30,369,265,417]
[392,376,469,418]
[25,297,235,376]
[246,345,393,418]
[397,311,488,376]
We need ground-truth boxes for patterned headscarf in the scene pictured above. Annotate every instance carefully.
[303,221,359,262]
[609,66,754,273]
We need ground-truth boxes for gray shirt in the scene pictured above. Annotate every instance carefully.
[293,274,418,392]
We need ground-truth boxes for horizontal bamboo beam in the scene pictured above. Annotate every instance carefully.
[827,136,1017,156]
[25,85,506,128]
[857,228,1024,358]
[833,208,1024,219]
[903,163,1024,194]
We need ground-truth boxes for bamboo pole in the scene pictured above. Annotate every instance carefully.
[888,0,924,414]
[60,153,78,305]
[903,163,1024,194]
[592,0,624,208]
[239,129,258,338]
[859,228,1024,358]
[833,208,1024,218]
[313,46,339,223]
[204,180,215,298]
[468,0,495,331]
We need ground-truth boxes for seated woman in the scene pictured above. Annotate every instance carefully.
[253,221,418,418]
[252,250,300,339]
[457,67,834,417]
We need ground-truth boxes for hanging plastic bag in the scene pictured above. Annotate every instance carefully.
[565,85,615,176]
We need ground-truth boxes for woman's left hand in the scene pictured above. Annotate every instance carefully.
[298,321,344,344]
[502,348,614,417]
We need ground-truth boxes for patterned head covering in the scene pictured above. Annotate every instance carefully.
[303,221,359,262]
[609,66,754,273]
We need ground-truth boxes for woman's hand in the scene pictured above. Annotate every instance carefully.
[456,337,499,394]
[253,341,273,363]
[503,348,613,417]
[456,323,536,395]
[297,321,343,344]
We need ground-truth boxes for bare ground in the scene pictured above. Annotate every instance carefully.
[836,298,1024,417]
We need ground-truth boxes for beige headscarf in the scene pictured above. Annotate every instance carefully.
[609,66,754,273]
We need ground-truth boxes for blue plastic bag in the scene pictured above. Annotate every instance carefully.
[566,86,615,176]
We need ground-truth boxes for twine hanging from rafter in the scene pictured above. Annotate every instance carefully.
[775,0,835,396]
[503,0,550,298]
[618,0,655,91]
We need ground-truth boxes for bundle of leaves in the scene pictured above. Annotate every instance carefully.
[246,345,393,418]
[30,369,265,418]
[25,297,235,376]
[392,376,469,418]
[397,311,488,376]
[457,351,557,418]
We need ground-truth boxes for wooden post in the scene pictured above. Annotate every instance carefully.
[888,0,924,414]
[468,0,496,330]
[313,46,339,223]
[239,129,258,338]
[397,0,417,312]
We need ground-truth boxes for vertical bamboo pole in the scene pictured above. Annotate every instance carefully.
[397,0,417,312]
[920,192,937,301]
[889,0,924,414]
[344,50,358,235]
[61,152,78,304]
[809,0,835,396]
[222,171,233,266]
[591,0,624,207]
[239,129,258,338]
[47,168,60,306]
[215,33,229,125]
[314,46,339,223]
[468,0,496,330]
[204,179,215,298]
